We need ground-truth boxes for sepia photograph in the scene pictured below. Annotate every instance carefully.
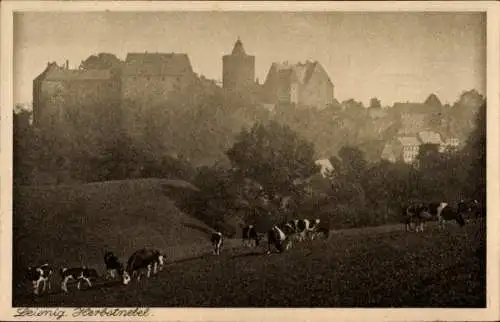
[1,1,499,321]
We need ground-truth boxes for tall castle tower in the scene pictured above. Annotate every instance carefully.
[222,38,255,92]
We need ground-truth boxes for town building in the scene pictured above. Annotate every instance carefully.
[381,136,421,164]
[262,60,335,109]
[121,52,197,107]
[32,61,119,127]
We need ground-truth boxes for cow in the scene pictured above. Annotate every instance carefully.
[436,202,466,230]
[211,231,224,255]
[59,267,99,293]
[313,227,330,240]
[404,202,465,232]
[297,218,321,241]
[242,225,260,247]
[26,264,53,296]
[282,220,298,236]
[458,199,484,222]
[266,224,293,254]
[404,203,428,232]
[104,251,125,280]
[122,248,165,285]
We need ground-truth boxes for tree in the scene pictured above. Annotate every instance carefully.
[226,121,319,201]
[79,53,124,76]
[416,143,440,171]
[13,106,35,185]
[463,102,486,201]
[332,146,368,180]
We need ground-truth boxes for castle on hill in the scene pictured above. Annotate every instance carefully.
[32,38,336,127]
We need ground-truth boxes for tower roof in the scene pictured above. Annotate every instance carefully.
[231,37,246,56]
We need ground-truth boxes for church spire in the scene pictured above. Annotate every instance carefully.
[231,37,246,56]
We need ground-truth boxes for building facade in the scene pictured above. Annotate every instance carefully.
[121,52,196,108]
[32,52,197,128]
[263,60,334,109]
[381,136,421,164]
[33,61,120,127]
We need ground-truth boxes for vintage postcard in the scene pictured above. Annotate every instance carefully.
[1,1,499,321]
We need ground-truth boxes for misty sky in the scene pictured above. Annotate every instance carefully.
[14,11,485,106]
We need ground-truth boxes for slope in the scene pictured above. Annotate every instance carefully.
[13,179,212,278]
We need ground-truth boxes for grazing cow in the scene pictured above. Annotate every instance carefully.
[242,225,260,247]
[283,220,300,240]
[211,231,224,255]
[458,199,484,222]
[297,218,321,241]
[104,251,125,280]
[436,202,466,230]
[122,248,165,285]
[60,267,99,293]
[404,202,465,232]
[314,227,330,240]
[267,225,293,254]
[26,264,53,295]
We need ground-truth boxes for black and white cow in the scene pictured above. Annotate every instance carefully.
[242,225,260,247]
[297,218,321,241]
[26,264,53,295]
[211,232,224,255]
[283,220,300,241]
[122,248,165,285]
[59,267,99,293]
[267,224,293,254]
[104,251,125,280]
[404,202,465,232]
[437,202,466,230]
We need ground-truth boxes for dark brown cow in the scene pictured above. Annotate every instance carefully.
[122,248,165,285]
[104,251,126,280]
[242,225,260,247]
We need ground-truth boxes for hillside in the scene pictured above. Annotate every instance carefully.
[12,179,213,277]
[13,222,485,307]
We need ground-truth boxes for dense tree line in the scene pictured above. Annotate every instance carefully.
[189,100,485,233]
[13,53,486,233]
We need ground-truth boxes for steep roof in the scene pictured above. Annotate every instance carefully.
[417,131,443,145]
[35,62,112,81]
[424,93,443,107]
[273,61,318,85]
[45,69,112,81]
[231,38,247,56]
[123,52,194,76]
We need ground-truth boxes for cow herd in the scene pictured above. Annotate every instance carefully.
[26,248,166,296]
[24,199,483,297]
[403,199,484,232]
[212,217,328,257]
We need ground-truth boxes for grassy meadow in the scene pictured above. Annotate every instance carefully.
[12,179,485,307]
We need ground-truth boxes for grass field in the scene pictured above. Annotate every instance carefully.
[13,201,485,307]
[12,179,212,288]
